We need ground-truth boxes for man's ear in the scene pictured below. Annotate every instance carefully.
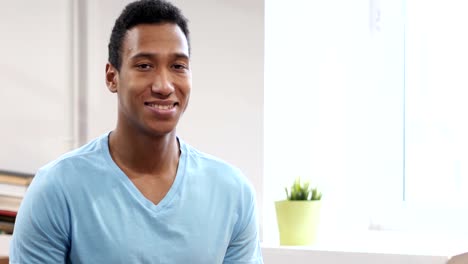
[105,63,118,93]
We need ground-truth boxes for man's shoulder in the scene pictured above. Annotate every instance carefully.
[181,139,253,191]
[37,134,108,178]
[182,140,240,174]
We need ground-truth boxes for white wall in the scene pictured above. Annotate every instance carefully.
[0,0,73,173]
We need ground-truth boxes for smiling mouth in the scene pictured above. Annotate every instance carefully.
[144,102,177,110]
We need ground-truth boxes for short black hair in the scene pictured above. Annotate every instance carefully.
[108,0,190,71]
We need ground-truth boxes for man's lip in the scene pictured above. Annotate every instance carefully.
[144,100,178,116]
[144,100,178,106]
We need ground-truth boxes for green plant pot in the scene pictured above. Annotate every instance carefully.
[275,200,321,246]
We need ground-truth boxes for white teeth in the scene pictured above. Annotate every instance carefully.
[149,104,174,110]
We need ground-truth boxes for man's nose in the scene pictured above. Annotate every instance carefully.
[151,69,174,96]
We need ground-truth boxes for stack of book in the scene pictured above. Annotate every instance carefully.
[0,170,34,234]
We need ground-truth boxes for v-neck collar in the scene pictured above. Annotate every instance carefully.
[100,132,187,214]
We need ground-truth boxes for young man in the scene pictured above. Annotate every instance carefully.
[10,0,263,263]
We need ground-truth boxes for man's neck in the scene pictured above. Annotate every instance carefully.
[108,125,180,178]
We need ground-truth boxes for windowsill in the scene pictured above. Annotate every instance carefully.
[261,230,467,264]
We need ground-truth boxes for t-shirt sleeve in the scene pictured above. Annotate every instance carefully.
[10,168,71,263]
[223,175,263,264]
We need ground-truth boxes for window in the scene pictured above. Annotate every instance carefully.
[405,0,468,206]
[264,0,468,243]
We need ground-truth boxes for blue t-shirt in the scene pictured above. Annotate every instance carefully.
[10,133,263,263]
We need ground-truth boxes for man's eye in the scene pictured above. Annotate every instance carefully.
[136,64,152,70]
[173,64,188,70]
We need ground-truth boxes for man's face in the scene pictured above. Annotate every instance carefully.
[106,23,191,137]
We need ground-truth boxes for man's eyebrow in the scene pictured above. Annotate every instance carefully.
[173,53,190,60]
[129,52,189,60]
[130,52,154,60]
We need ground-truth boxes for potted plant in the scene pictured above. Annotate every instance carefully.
[275,177,322,245]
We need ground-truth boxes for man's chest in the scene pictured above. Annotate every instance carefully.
[68,197,232,263]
